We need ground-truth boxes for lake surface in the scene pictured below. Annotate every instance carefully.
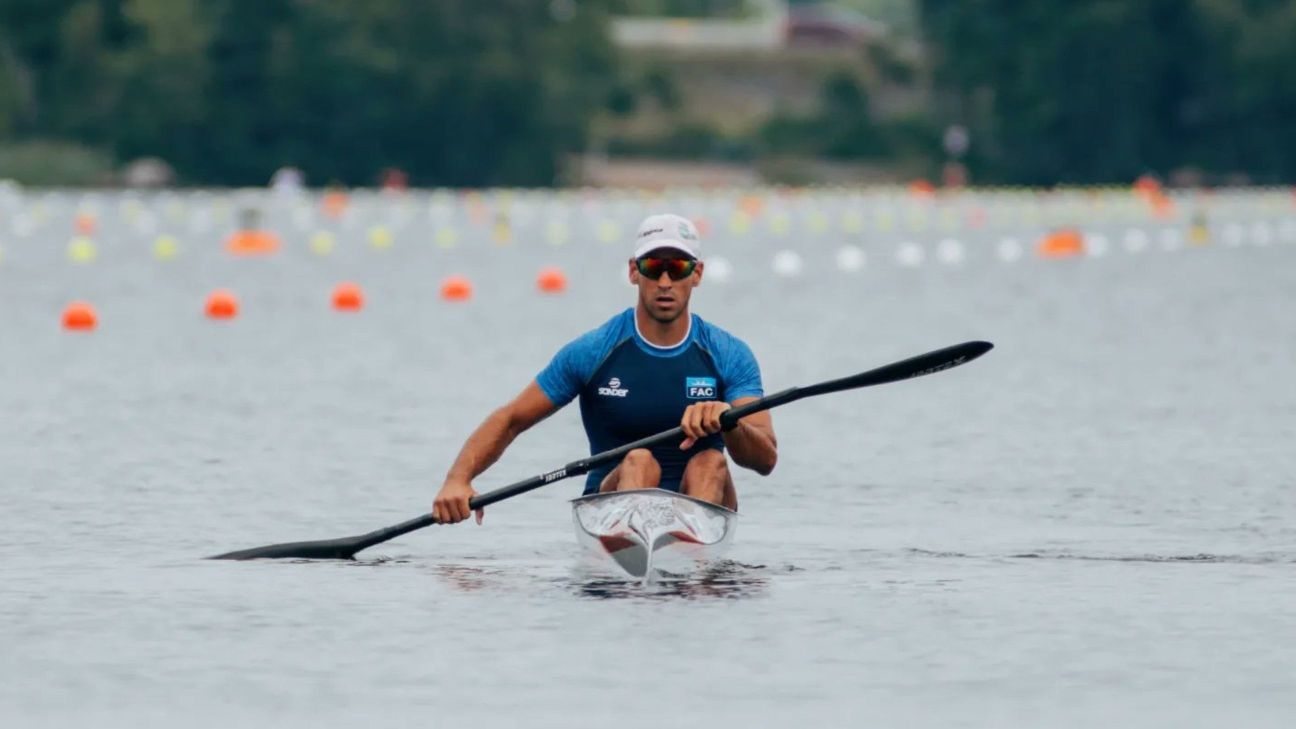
[2,187,1294,727]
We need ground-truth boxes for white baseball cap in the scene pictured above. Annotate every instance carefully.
[633,213,702,259]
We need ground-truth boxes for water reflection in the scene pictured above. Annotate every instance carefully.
[416,560,771,600]
[569,560,770,601]
[429,563,502,592]
[905,548,1296,565]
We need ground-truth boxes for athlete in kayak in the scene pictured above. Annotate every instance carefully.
[432,213,778,524]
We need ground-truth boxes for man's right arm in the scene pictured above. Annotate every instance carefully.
[432,381,558,524]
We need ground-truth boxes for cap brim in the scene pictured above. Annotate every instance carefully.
[633,240,699,259]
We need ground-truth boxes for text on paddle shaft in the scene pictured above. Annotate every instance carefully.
[542,468,568,483]
[908,356,966,378]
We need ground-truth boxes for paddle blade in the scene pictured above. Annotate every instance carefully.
[801,340,993,397]
[208,536,364,561]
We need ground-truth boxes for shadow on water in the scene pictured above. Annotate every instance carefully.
[347,560,774,600]
[906,548,1296,565]
[569,560,771,601]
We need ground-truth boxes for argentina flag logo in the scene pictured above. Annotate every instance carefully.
[685,376,717,400]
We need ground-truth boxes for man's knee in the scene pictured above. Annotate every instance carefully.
[612,448,661,490]
[622,448,658,470]
[687,448,728,475]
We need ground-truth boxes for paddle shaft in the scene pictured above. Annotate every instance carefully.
[333,340,994,556]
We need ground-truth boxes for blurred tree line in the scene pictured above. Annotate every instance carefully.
[610,0,754,16]
[0,0,1292,186]
[0,0,618,186]
[921,0,1296,184]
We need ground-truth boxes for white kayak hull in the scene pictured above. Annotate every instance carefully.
[570,489,738,578]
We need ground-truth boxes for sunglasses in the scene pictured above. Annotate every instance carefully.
[635,257,697,281]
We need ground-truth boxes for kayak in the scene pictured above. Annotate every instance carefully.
[570,489,737,578]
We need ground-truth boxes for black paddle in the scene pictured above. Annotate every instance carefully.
[209,340,993,560]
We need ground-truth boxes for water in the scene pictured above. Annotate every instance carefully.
[2,188,1295,727]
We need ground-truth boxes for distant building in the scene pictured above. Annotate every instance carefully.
[786,2,886,47]
[610,1,885,52]
[611,0,788,51]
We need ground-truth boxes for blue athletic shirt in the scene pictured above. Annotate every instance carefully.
[536,308,764,494]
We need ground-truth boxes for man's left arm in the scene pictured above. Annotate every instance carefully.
[678,397,777,476]
[721,398,777,475]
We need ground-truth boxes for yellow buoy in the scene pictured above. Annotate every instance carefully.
[368,225,394,249]
[153,235,179,261]
[434,227,458,249]
[309,231,335,256]
[769,213,791,236]
[546,221,570,246]
[68,236,97,263]
[492,218,512,245]
[596,220,618,244]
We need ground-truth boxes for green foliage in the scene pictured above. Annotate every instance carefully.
[1,0,1292,185]
[0,0,621,186]
[641,66,681,110]
[0,139,114,185]
[920,0,1296,184]
[759,70,898,160]
[607,122,754,161]
[610,0,756,17]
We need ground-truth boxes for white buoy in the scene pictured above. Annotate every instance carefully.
[1086,233,1109,257]
[706,255,733,283]
[895,241,925,267]
[771,250,803,277]
[1222,223,1244,246]
[1123,228,1149,252]
[188,209,212,233]
[10,214,34,238]
[997,237,1022,262]
[936,238,965,265]
[835,245,866,272]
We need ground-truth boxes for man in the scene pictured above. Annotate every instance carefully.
[432,213,777,524]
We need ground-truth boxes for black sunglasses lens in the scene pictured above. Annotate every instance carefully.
[638,258,695,280]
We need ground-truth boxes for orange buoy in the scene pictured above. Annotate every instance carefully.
[440,276,473,302]
[62,301,97,331]
[74,213,97,236]
[1134,175,1161,195]
[1037,229,1086,258]
[332,282,364,311]
[1150,192,1175,219]
[536,267,568,294]
[909,179,936,197]
[224,229,280,256]
[205,290,239,319]
[321,189,349,219]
